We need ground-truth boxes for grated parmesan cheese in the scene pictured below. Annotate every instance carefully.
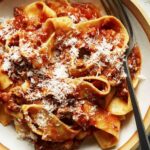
[69,15,78,23]
[14,120,37,141]
[0,14,131,132]
[53,63,69,79]
[36,112,48,127]
[2,57,11,71]
[88,37,113,64]
[42,100,57,113]
[80,17,88,22]
[10,50,21,62]
[0,18,16,40]
[25,89,43,101]
[27,71,33,77]
[30,78,35,84]
[37,79,74,102]
[120,67,127,78]
[112,36,121,45]
[70,45,79,58]
[64,37,77,46]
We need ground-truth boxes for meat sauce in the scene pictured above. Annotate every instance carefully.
[46,2,101,23]
[128,45,141,78]
[14,8,42,31]
[35,138,81,150]
[67,3,101,23]
[56,24,124,81]
[116,45,141,101]
[56,25,141,102]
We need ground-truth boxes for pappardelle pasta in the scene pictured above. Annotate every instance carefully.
[0,0,141,150]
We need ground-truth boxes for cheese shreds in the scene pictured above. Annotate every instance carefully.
[20,41,40,58]
[89,37,113,64]
[84,36,98,47]
[85,36,127,81]
[121,68,127,78]
[42,100,57,113]
[0,18,49,80]
[25,90,43,101]
[64,37,78,46]
[1,49,23,78]
[57,30,127,83]
[10,50,21,61]
[37,79,74,102]
[27,71,33,77]
[0,18,16,40]
[25,78,75,102]
[0,17,127,87]
[70,45,79,58]
[112,35,121,45]
[36,112,48,127]
[69,15,78,23]
[53,63,69,79]
[2,57,11,71]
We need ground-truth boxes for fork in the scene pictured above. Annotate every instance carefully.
[101,0,150,149]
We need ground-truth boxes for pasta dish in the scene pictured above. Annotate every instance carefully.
[0,0,142,150]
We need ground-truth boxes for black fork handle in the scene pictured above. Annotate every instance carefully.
[124,58,150,150]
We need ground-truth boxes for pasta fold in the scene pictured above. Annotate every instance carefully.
[24,1,56,22]
[0,70,12,90]
[108,46,142,115]
[76,16,129,50]
[22,104,79,142]
[0,104,12,126]
[81,101,120,149]
[78,76,111,97]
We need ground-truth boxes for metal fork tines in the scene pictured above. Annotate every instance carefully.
[101,0,150,149]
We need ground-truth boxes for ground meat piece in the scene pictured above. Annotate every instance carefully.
[35,138,81,150]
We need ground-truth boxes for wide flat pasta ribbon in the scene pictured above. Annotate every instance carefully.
[75,16,129,49]
[107,76,140,116]
[44,17,74,31]
[46,0,71,7]
[0,70,12,90]
[22,104,79,142]
[66,76,110,100]
[69,16,129,82]
[103,87,116,108]
[107,46,142,116]
[40,17,74,59]
[24,1,56,22]
[107,96,132,116]
[81,101,120,149]
[39,32,55,59]
[79,76,111,96]
[0,103,12,126]
[14,119,37,140]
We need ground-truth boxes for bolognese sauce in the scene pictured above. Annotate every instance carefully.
[46,1,101,23]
